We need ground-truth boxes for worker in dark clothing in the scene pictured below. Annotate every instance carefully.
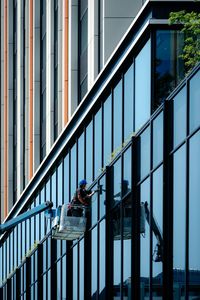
[71,179,95,217]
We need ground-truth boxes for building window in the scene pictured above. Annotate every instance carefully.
[79,0,88,101]
[113,80,122,151]
[189,131,200,296]
[173,86,186,149]
[173,145,186,296]
[189,70,200,133]
[135,39,151,131]
[40,0,46,161]
[154,30,185,108]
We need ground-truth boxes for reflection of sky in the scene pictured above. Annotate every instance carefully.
[174,146,186,270]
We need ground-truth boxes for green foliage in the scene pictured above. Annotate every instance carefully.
[169,10,200,73]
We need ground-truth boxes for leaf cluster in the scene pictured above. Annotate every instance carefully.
[169,10,200,73]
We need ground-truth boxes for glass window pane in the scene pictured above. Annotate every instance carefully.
[123,198,132,298]
[70,144,77,199]
[124,64,134,141]
[91,227,97,299]
[62,255,67,298]
[135,39,151,131]
[40,187,45,238]
[123,147,132,197]
[173,145,186,297]
[152,166,163,297]
[103,94,112,167]
[155,30,184,107]
[112,205,121,298]
[112,159,121,208]
[46,179,51,232]
[113,80,122,150]
[140,127,150,180]
[94,109,102,179]
[78,133,85,183]
[153,112,163,167]
[35,194,40,242]
[92,183,98,226]
[86,121,93,185]
[64,154,69,203]
[51,171,57,207]
[79,239,84,299]
[189,131,200,295]
[99,220,106,299]
[189,70,200,132]
[173,86,186,148]
[99,175,106,219]
[73,246,78,300]
[140,178,150,298]
[57,261,61,299]
[57,163,63,206]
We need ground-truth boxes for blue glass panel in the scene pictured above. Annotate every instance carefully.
[99,220,106,299]
[35,252,38,281]
[124,64,134,141]
[43,240,47,272]
[78,133,85,183]
[113,80,122,150]
[99,175,106,219]
[40,187,45,238]
[57,260,61,299]
[79,239,84,299]
[140,178,150,297]
[47,270,51,300]
[57,162,63,206]
[189,131,200,295]
[62,255,67,298]
[14,228,17,272]
[189,70,200,132]
[70,144,77,200]
[86,121,93,185]
[173,86,186,148]
[92,183,98,226]
[91,227,97,299]
[64,154,70,203]
[135,39,151,131]
[113,206,121,297]
[123,198,131,297]
[103,94,112,167]
[173,145,186,270]
[51,170,57,206]
[112,159,121,208]
[140,127,150,180]
[123,147,132,197]
[155,30,184,107]
[43,275,48,300]
[153,112,163,167]
[10,232,13,273]
[46,179,51,233]
[18,223,21,266]
[35,194,40,242]
[30,200,35,249]
[73,246,78,300]
[152,166,163,296]
[94,109,102,179]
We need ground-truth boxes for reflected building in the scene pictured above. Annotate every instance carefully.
[0,1,200,299]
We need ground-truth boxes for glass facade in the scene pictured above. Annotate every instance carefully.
[1,5,200,298]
